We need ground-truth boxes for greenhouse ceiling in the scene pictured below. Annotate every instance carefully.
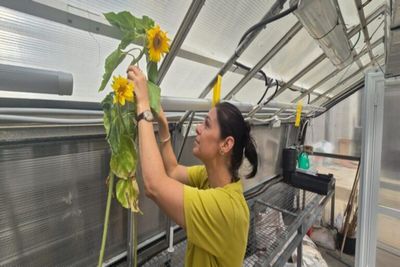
[0,0,386,119]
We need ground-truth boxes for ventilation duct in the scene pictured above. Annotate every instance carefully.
[0,64,73,95]
[291,0,353,69]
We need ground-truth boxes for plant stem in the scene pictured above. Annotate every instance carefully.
[116,104,129,134]
[98,171,115,267]
[130,49,145,65]
[133,212,138,267]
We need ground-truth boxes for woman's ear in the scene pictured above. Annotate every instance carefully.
[220,136,235,155]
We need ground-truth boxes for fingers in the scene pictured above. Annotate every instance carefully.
[127,66,146,82]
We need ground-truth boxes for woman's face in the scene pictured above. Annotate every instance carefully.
[193,108,222,161]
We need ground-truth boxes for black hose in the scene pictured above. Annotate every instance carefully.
[238,4,298,46]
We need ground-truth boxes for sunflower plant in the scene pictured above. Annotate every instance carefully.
[97,11,170,267]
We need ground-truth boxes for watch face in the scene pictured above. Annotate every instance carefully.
[144,110,154,121]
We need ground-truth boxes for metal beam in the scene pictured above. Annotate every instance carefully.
[247,5,386,117]
[156,0,205,85]
[197,0,288,99]
[290,37,383,104]
[223,22,303,100]
[311,54,384,104]
[178,0,288,124]
[355,0,375,60]
[247,54,326,117]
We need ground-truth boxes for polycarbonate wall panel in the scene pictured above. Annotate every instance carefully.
[376,215,400,264]
[0,1,189,102]
[305,90,363,156]
[0,137,126,266]
[379,82,400,210]
[64,0,191,37]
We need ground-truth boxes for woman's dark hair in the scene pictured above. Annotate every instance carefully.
[215,102,258,181]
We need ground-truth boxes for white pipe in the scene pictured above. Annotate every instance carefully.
[161,96,325,113]
[0,108,102,115]
[167,226,175,253]
[0,114,103,124]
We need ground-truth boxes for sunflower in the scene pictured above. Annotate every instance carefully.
[147,25,170,62]
[112,75,134,106]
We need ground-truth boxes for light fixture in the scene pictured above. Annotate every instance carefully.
[291,0,353,69]
[0,64,73,95]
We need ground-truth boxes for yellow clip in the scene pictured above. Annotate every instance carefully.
[295,101,303,127]
[212,75,222,107]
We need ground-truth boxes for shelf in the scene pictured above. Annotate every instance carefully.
[140,182,334,267]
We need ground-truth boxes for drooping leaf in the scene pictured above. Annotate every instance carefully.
[147,81,161,114]
[110,134,137,179]
[147,61,158,84]
[115,178,141,213]
[98,49,126,92]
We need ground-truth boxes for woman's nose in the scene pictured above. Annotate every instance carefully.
[196,124,202,135]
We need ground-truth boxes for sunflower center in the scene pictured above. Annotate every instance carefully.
[153,34,162,50]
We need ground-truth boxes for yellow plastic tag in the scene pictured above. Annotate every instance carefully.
[212,75,222,107]
[295,101,302,127]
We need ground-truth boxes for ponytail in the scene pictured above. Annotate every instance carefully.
[215,102,259,181]
[243,122,258,179]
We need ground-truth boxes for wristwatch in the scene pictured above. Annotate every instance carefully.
[137,110,154,123]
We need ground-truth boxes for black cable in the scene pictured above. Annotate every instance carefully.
[233,61,272,105]
[313,18,339,40]
[234,61,269,86]
[262,79,279,106]
[307,93,311,104]
[257,82,272,105]
[238,4,298,46]
[350,31,361,51]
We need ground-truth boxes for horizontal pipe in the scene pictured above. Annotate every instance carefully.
[0,114,103,124]
[0,63,73,95]
[0,108,103,115]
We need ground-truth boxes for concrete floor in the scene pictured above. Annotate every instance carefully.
[319,247,354,267]
[317,245,400,266]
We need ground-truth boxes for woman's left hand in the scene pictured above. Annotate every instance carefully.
[127,65,149,107]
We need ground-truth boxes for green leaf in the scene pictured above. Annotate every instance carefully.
[104,12,154,34]
[115,178,141,213]
[104,11,136,32]
[147,61,158,84]
[138,15,155,33]
[110,135,137,179]
[119,31,136,50]
[102,93,114,135]
[98,49,126,92]
[147,81,161,114]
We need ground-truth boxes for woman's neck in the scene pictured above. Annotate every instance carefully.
[204,159,232,188]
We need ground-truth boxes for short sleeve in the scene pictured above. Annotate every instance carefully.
[187,165,208,189]
[183,185,234,258]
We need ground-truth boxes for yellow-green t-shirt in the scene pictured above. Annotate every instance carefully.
[184,165,250,267]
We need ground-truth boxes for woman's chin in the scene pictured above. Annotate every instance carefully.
[192,147,200,158]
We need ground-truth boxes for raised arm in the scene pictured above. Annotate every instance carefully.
[128,66,185,228]
[157,108,190,185]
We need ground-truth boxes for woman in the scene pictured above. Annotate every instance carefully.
[127,66,258,267]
